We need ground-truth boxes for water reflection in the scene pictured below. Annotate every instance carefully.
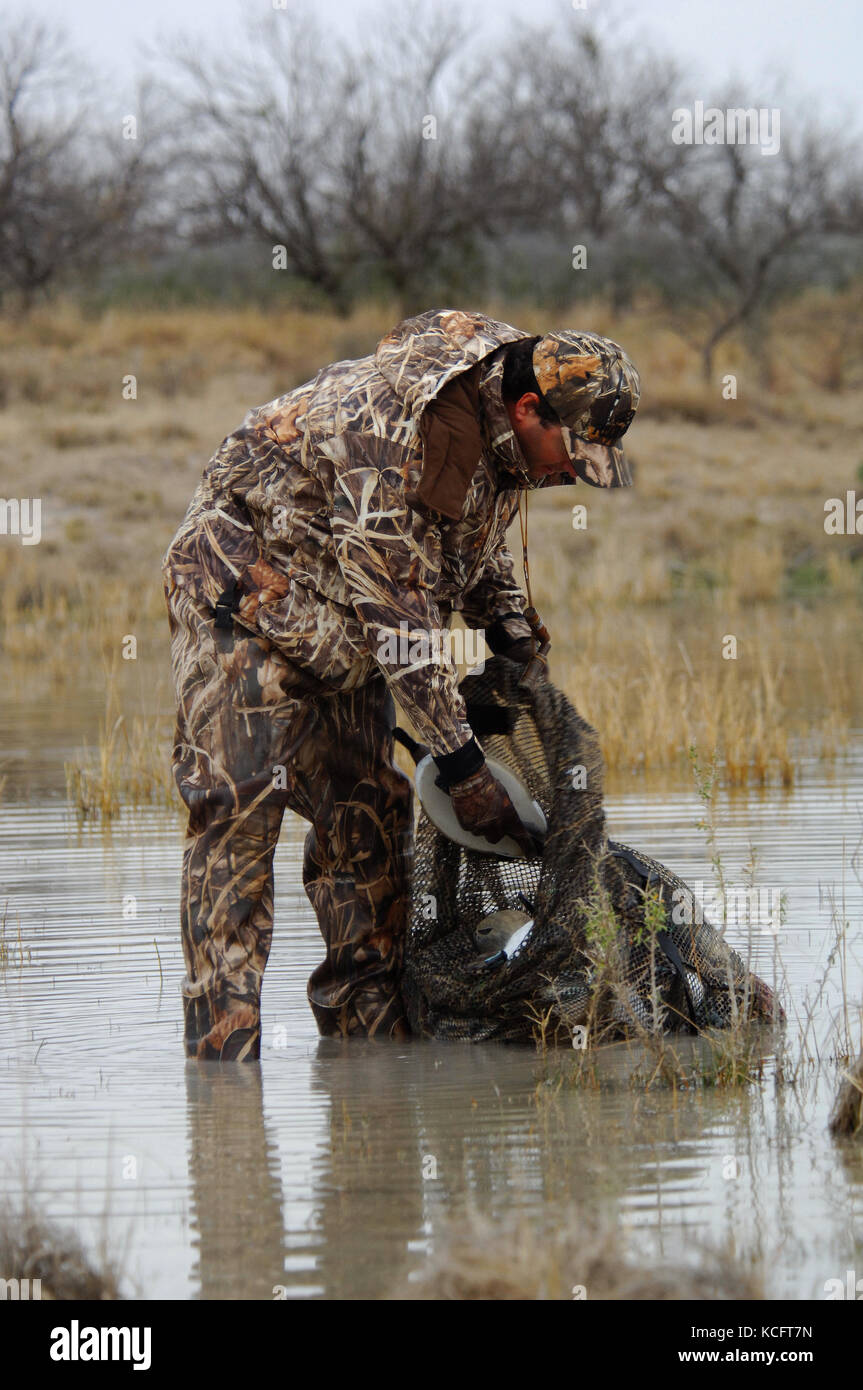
[171,1031,863,1300]
[185,1065,287,1300]
[1,738,863,1298]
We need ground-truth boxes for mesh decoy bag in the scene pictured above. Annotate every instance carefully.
[402,657,779,1043]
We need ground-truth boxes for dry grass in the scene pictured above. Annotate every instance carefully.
[1,289,860,609]
[64,671,175,819]
[0,567,166,690]
[392,1206,762,1300]
[545,607,852,784]
[13,579,855,811]
[541,1022,774,1097]
[0,1199,122,1300]
[831,1052,863,1138]
[0,901,31,971]
[0,289,859,806]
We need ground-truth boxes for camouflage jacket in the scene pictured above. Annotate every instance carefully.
[162,309,581,756]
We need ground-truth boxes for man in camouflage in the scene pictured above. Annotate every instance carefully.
[163,309,639,1059]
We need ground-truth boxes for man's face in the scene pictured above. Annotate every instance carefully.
[504,393,575,480]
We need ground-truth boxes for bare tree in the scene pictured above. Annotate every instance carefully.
[504,24,655,233]
[495,19,863,357]
[0,17,163,308]
[164,3,539,315]
[629,86,863,379]
[332,3,538,313]
[164,12,357,313]
[4,2,859,330]
[493,18,683,311]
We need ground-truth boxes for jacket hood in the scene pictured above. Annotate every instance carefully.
[374,309,529,420]
[376,310,540,514]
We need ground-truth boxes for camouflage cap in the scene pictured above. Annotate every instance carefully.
[532,331,640,487]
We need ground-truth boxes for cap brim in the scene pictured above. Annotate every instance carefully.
[559,430,633,487]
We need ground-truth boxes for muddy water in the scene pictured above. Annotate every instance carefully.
[2,701,863,1299]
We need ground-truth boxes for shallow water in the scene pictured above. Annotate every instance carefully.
[2,707,863,1300]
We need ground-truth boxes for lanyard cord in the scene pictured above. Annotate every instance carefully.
[518,490,536,658]
[518,489,532,607]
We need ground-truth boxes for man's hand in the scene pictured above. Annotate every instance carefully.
[486,608,550,668]
[497,636,538,665]
[447,763,544,857]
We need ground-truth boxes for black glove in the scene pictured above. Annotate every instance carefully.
[485,611,549,666]
[495,636,538,664]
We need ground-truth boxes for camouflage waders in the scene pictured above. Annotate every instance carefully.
[162,310,638,1058]
[168,585,412,1060]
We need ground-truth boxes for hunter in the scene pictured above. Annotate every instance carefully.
[162,309,640,1059]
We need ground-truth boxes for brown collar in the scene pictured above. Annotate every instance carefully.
[407,350,533,522]
[407,364,484,521]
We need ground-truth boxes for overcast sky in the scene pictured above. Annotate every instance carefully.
[14,0,863,122]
